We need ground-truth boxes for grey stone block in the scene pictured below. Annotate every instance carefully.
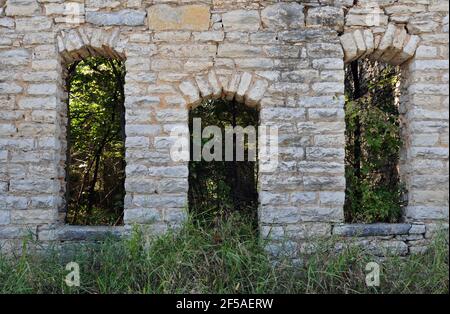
[86,10,146,26]
[55,226,125,241]
[333,223,412,237]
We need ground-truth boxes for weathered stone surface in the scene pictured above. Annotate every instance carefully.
[372,23,397,60]
[195,74,213,99]
[218,43,261,58]
[333,223,412,237]
[39,225,124,241]
[261,3,304,30]
[409,224,426,234]
[370,240,409,256]
[179,80,201,106]
[45,2,85,17]
[235,72,252,103]
[207,70,222,98]
[124,208,161,224]
[0,211,10,225]
[15,16,52,31]
[362,29,375,57]
[391,35,420,66]
[0,226,36,239]
[0,0,447,259]
[353,29,366,59]
[222,9,260,32]
[0,17,14,28]
[148,4,210,31]
[346,4,389,27]
[306,6,344,31]
[246,78,269,107]
[5,0,39,16]
[86,9,145,26]
[86,0,121,9]
[340,32,358,63]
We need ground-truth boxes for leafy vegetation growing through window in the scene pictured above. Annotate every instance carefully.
[344,60,406,223]
[188,99,259,226]
[65,57,126,226]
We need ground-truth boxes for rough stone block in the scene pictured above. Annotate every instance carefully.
[0,210,10,225]
[5,0,39,16]
[333,223,412,237]
[124,208,161,224]
[261,3,304,30]
[306,6,344,31]
[179,80,201,107]
[246,78,268,107]
[148,4,210,31]
[346,4,388,27]
[15,16,52,31]
[222,9,260,32]
[340,32,358,63]
[86,9,146,26]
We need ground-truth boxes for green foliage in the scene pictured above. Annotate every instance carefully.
[189,99,259,223]
[66,205,123,226]
[0,213,448,294]
[66,57,126,225]
[345,60,405,223]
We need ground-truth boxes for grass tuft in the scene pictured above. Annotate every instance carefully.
[0,213,448,294]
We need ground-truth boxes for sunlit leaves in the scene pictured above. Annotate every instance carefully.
[67,57,126,225]
[345,60,405,223]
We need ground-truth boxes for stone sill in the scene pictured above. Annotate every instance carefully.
[55,223,427,241]
[50,225,128,242]
[332,223,426,237]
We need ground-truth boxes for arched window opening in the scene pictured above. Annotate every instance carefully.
[344,59,405,223]
[65,57,126,226]
[188,99,259,226]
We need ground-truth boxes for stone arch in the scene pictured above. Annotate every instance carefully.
[178,68,271,228]
[340,1,421,66]
[178,70,270,110]
[56,27,126,65]
[55,27,128,223]
[339,3,426,223]
[340,24,420,65]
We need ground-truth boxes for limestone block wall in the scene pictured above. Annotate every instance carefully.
[0,0,448,256]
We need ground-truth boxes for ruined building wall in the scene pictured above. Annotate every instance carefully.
[0,0,448,256]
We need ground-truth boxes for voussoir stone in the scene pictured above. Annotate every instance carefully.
[148,4,210,31]
[86,9,146,26]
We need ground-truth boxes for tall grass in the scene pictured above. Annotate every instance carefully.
[0,213,448,294]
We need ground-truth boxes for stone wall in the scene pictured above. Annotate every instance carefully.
[0,0,448,256]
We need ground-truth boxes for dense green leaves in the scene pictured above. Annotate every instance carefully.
[66,57,126,225]
[344,60,405,223]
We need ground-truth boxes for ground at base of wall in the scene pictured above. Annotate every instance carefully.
[262,221,449,258]
[0,217,448,294]
[2,220,449,258]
